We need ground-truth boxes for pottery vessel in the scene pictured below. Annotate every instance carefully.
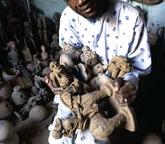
[0,82,12,100]
[29,105,48,122]
[2,68,20,82]
[0,132,19,144]
[0,100,13,120]
[10,86,28,106]
[0,120,14,142]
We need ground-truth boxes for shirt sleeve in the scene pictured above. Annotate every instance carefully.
[59,7,83,48]
[123,13,151,89]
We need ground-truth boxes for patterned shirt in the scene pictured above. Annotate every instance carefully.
[59,1,151,88]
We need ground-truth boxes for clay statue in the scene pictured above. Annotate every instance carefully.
[59,42,81,68]
[40,45,49,61]
[52,78,136,140]
[80,46,98,66]
[108,56,131,79]
[7,41,20,67]
[49,61,72,88]
[46,43,136,141]
[33,54,42,74]
[50,34,60,54]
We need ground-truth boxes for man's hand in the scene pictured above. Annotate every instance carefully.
[114,78,136,106]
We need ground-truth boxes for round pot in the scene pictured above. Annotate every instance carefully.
[0,100,13,120]
[29,105,48,122]
[2,68,20,82]
[0,132,19,144]
[0,82,12,100]
[10,86,28,106]
[0,120,14,142]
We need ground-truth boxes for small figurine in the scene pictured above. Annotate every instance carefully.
[40,45,49,61]
[7,41,20,67]
[49,61,72,88]
[108,56,131,79]
[50,34,60,54]
[80,46,98,66]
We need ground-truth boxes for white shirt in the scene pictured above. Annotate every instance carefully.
[48,1,151,144]
[59,1,151,87]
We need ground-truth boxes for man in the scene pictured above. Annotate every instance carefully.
[48,0,151,143]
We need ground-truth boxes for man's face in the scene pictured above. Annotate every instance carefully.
[65,0,106,18]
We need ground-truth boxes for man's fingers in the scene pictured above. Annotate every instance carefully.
[119,82,135,94]
[115,90,136,105]
[114,78,124,91]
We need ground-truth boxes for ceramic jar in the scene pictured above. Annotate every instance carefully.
[2,68,20,82]
[29,105,48,122]
[0,132,19,144]
[10,86,28,106]
[0,100,13,120]
[0,82,12,100]
[0,120,14,142]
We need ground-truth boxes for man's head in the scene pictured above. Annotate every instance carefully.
[65,0,109,19]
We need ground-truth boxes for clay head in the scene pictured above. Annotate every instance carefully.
[41,45,46,52]
[65,0,109,18]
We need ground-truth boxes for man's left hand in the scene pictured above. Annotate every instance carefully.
[114,78,137,106]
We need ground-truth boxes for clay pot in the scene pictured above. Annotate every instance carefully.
[0,132,19,144]
[0,82,12,100]
[10,86,28,106]
[2,68,20,82]
[29,105,48,122]
[0,120,14,142]
[0,100,13,120]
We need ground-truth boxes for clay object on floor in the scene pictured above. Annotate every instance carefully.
[0,81,12,100]
[80,46,98,66]
[0,132,19,144]
[2,68,20,82]
[21,40,33,63]
[50,34,60,53]
[40,45,49,61]
[108,56,131,79]
[0,120,14,142]
[0,100,13,120]
[7,41,20,67]
[29,105,48,122]
[10,86,28,106]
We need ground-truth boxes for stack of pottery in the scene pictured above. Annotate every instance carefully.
[0,100,13,120]
[10,86,28,106]
[0,81,12,100]
[0,120,19,144]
